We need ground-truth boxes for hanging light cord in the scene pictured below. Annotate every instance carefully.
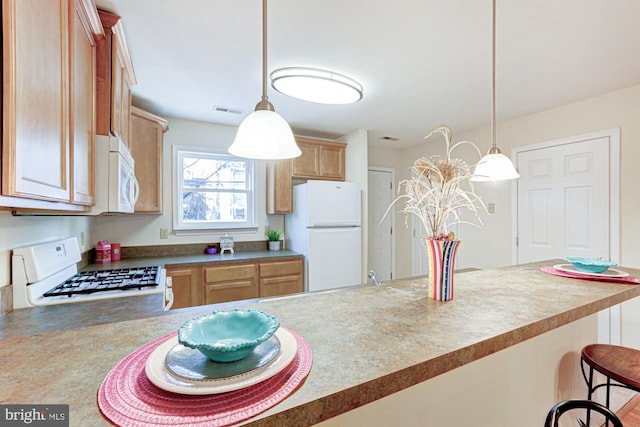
[256,0,275,112]
[489,0,500,155]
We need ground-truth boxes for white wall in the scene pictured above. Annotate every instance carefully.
[457,84,640,269]
[91,119,276,247]
[338,129,369,283]
[371,83,640,277]
[0,213,91,287]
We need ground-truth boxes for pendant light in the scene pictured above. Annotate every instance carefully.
[471,0,520,182]
[228,0,301,160]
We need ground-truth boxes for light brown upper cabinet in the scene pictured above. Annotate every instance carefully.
[71,0,101,206]
[266,137,346,214]
[292,137,346,180]
[130,107,168,214]
[1,0,101,209]
[96,9,136,148]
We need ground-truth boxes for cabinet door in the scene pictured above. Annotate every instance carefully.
[95,10,115,136]
[203,264,258,304]
[319,143,345,180]
[95,10,135,146]
[130,107,168,214]
[292,139,321,178]
[70,0,96,206]
[2,0,71,202]
[111,39,124,141]
[167,267,200,309]
[119,64,133,147]
[290,138,346,181]
[266,160,292,214]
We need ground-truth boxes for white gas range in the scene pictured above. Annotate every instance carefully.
[12,237,173,310]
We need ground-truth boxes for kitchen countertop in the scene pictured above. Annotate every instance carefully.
[2,260,640,426]
[81,250,303,271]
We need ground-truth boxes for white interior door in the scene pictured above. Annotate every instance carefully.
[367,168,394,280]
[517,137,610,263]
[411,217,428,276]
[514,129,620,344]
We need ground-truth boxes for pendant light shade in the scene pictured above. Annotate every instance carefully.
[470,0,519,182]
[471,150,520,182]
[228,0,300,160]
[229,109,299,159]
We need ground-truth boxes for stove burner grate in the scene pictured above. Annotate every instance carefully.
[43,266,162,298]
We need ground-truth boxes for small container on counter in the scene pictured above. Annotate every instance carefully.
[111,243,121,261]
[95,240,111,263]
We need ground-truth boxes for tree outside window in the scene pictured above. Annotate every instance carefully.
[173,147,255,231]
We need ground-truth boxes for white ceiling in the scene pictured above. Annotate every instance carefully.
[94,0,640,148]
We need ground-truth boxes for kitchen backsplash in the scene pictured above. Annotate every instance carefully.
[85,240,272,264]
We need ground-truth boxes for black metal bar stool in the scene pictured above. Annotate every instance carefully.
[544,399,623,427]
[580,344,640,426]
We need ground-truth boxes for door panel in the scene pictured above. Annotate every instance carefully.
[517,137,609,263]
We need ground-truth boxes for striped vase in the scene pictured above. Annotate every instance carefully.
[425,239,461,301]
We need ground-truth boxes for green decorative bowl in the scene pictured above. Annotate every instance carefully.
[178,309,280,362]
[565,257,617,274]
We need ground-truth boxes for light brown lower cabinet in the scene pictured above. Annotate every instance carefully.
[259,260,304,298]
[167,258,303,310]
[203,264,258,305]
[166,267,199,310]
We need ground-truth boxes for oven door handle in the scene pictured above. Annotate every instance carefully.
[163,277,174,311]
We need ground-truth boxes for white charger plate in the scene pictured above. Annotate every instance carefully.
[144,328,297,395]
[553,264,629,278]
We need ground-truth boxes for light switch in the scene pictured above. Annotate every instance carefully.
[487,203,496,214]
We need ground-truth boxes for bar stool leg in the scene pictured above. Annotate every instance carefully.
[605,377,612,427]
[586,363,594,427]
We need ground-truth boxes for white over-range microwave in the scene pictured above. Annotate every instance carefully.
[92,134,140,214]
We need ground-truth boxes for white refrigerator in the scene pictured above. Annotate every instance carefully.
[285,180,362,292]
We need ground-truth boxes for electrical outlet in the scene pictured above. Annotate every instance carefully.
[160,228,169,239]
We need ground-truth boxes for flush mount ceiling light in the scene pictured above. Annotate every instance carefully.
[471,0,520,182]
[228,0,301,160]
[270,67,363,104]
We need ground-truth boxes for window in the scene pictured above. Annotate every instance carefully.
[173,146,256,232]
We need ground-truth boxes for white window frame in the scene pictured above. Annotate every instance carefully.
[172,145,257,234]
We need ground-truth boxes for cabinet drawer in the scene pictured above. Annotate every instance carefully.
[203,264,256,283]
[204,280,258,304]
[260,260,302,278]
[260,276,302,298]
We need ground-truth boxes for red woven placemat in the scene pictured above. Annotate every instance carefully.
[97,329,312,426]
[541,266,640,284]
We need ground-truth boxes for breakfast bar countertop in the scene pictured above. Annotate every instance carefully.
[2,260,640,426]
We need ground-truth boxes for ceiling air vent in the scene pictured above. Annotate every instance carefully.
[380,136,399,142]
[212,105,243,115]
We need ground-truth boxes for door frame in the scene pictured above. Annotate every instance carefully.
[510,128,621,343]
[368,166,396,281]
